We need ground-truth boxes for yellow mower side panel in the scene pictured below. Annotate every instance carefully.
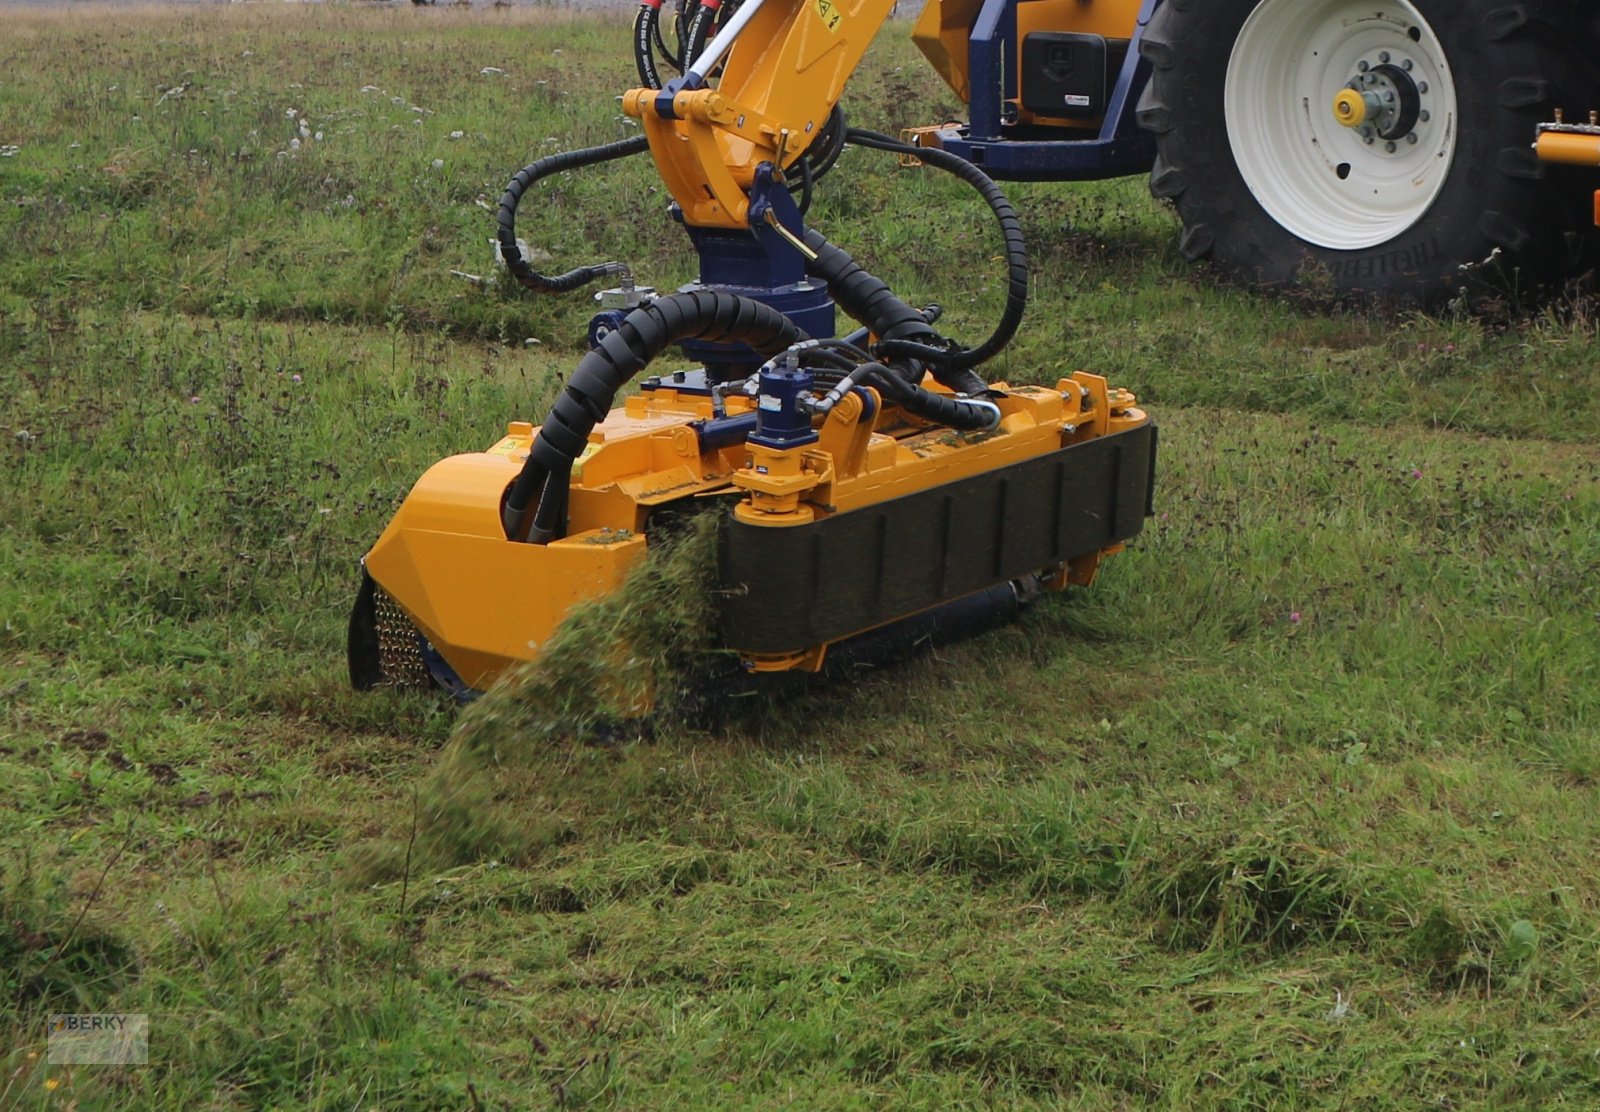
[364,452,647,691]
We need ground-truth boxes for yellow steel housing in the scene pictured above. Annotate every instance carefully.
[913,0,1143,126]
[366,373,1147,691]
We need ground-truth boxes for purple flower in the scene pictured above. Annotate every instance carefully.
[189,395,200,404]
[1289,611,1302,624]
[291,374,303,383]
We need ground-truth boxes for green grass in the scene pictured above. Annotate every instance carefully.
[4,5,1600,1108]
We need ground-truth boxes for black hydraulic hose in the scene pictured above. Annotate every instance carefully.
[653,0,679,72]
[496,135,650,294]
[856,362,999,431]
[815,336,874,363]
[794,152,814,217]
[684,0,716,67]
[800,227,987,396]
[807,105,847,182]
[503,291,805,542]
[801,227,938,357]
[633,4,663,89]
[655,26,679,76]
[671,0,691,69]
[531,470,570,546]
[843,128,1028,371]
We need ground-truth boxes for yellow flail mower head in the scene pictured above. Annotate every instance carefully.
[348,0,1156,707]
[348,326,1154,705]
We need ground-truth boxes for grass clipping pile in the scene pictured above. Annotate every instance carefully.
[349,515,729,880]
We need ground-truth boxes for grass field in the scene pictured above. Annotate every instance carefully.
[3,5,1600,1108]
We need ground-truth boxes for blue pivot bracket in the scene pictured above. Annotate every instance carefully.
[676,162,835,378]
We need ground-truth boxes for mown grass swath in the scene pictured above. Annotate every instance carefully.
[2,6,1599,1108]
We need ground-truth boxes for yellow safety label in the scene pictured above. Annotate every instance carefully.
[813,0,843,33]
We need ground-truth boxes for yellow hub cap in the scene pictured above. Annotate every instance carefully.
[1332,88,1367,128]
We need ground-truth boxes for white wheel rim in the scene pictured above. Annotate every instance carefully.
[1225,0,1458,250]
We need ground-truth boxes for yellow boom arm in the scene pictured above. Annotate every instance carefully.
[621,0,896,229]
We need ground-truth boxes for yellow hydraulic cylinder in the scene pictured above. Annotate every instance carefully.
[1535,130,1600,166]
[1534,128,1600,225]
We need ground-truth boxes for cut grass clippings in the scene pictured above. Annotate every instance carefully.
[346,513,728,882]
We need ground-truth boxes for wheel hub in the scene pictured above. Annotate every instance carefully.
[1333,56,1427,150]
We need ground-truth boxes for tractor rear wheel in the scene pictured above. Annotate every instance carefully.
[1138,0,1597,303]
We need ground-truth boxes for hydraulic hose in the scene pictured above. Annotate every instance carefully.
[633,2,664,89]
[683,0,717,68]
[859,363,1000,431]
[653,0,681,72]
[807,106,848,182]
[842,128,1028,371]
[794,152,814,217]
[670,0,692,69]
[801,227,988,397]
[790,105,844,215]
[496,134,650,294]
[504,291,805,542]
[802,359,998,430]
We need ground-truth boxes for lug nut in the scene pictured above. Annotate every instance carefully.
[1419,110,1430,122]
[1406,133,1418,144]
[1402,59,1413,71]
[1418,82,1429,94]
[1357,60,1370,73]
[1385,141,1397,153]
[1365,135,1376,145]
[1379,51,1391,63]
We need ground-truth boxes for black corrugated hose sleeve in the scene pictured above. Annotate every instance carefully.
[503,291,805,541]
[842,128,1028,371]
[800,228,987,396]
[496,134,651,294]
[800,228,941,369]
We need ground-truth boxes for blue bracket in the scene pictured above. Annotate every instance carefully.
[652,72,707,121]
[966,0,1017,143]
[677,162,834,376]
[940,0,1160,181]
[745,163,809,288]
